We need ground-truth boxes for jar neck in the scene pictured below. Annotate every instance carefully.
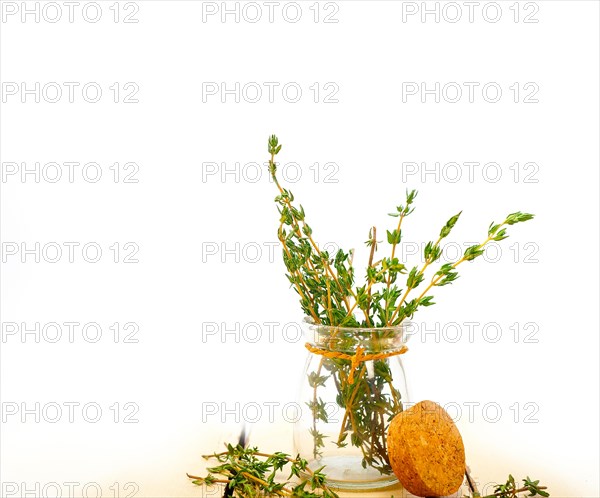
[302,319,408,354]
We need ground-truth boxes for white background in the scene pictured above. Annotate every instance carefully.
[1,1,599,497]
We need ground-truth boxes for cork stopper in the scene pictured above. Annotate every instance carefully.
[387,400,465,497]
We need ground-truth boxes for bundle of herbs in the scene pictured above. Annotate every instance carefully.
[187,444,339,498]
[267,135,533,473]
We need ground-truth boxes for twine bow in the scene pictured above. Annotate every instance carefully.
[305,343,408,383]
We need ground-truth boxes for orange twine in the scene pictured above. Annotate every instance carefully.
[304,343,408,384]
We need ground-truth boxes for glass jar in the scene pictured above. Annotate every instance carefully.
[293,318,410,491]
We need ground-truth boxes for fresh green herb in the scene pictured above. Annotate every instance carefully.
[328,355,400,474]
[187,443,339,497]
[465,470,549,498]
[267,134,534,328]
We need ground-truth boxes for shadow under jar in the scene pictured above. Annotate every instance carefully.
[294,318,410,491]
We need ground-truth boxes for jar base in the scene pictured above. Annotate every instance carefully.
[305,455,399,491]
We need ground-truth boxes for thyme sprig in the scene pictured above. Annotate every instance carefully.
[466,472,549,498]
[187,443,339,498]
[267,135,534,328]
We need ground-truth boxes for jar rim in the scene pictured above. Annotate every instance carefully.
[303,316,411,333]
